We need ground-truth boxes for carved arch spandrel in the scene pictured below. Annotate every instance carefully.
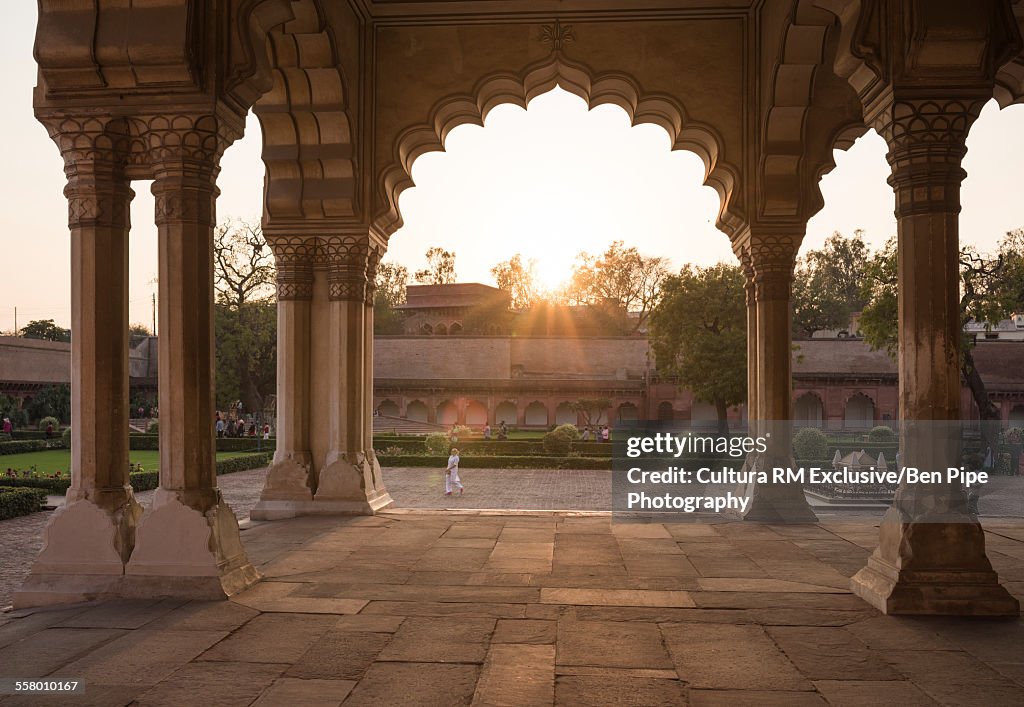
[375,55,743,240]
[760,0,867,222]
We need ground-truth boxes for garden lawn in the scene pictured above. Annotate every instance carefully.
[1,450,251,475]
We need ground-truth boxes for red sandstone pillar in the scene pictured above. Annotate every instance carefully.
[850,96,1018,615]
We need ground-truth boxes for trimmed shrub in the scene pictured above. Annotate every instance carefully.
[553,424,581,441]
[793,427,829,461]
[543,427,577,456]
[0,433,10,443]
[61,427,71,449]
[38,416,61,434]
[425,433,450,455]
[148,420,159,433]
[867,425,895,444]
[0,476,71,494]
[0,487,48,520]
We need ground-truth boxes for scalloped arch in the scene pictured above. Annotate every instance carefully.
[375,55,743,240]
[250,0,356,224]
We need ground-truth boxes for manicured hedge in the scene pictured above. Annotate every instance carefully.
[0,487,48,520]
[372,439,612,457]
[0,453,273,496]
[10,431,48,441]
[377,454,612,470]
[216,453,273,475]
[128,434,275,454]
[0,439,65,455]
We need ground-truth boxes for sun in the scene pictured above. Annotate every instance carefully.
[531,254,574,296]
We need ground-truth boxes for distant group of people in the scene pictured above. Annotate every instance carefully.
[215,412,270,440]
[582,425,611,442]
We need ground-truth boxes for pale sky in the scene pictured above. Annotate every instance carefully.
[2,4,1023,330]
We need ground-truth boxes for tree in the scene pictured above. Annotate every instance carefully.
[213,219,277,415]
[860,230,1024,446]
[491,254,540,309]
[25,384,71,424]
[563,241,668,332]
[129,324,152,339]
[571,398,612,427]
[414,247,456,285]
[374,261,409,335]
[20,319,70,342]
[792,231,869,338]
[214,219,276,306]
[648,264,747,434]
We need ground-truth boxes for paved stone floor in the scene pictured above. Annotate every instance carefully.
[0,510,1023,706]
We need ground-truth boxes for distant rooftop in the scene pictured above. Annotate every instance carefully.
[396,283,508,310]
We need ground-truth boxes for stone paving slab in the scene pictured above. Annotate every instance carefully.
[1,510,1023,705]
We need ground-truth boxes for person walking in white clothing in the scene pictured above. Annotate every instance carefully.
[445,448,464,496]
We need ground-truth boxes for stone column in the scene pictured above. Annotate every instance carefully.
[314,233,393,513]
[742,234,817,523]
[17,123,143,607]
[251,238,315,520]
[126,117,259,597]
[739,248,758,431]
[851,97,1018,615]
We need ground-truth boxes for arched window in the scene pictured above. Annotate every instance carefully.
[524,401,548,426]
[555,402,577,426]
[437,400,458,425]
[495,401,517,426]
[465,400,487,426]
[844,393,875,429]
[657,401,674,421]
[617,403,639,423]
[1009,404,1024,427]
[435,323,448,336]
[794,393,824,427]
[377,399,400,418]
[406,400,429,422]
[450,323,464,335]
[420,323,433,336]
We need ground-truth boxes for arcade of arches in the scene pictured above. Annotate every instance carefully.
[19,0,1024,619]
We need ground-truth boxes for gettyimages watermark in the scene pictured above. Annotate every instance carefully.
[611,420,1024,523]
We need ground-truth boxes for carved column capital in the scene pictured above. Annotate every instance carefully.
[268,236,315,301]
[320,233,385,303]
[40,116,135,230]
[871,96,987,217]
[748,233,800,303]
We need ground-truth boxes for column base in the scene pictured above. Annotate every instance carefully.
[851,555,1019,616]
[250,457,314,520]
[731,455,818,523]
[125,488,261,600]
[14,496,142,609]
[851,515,1019,616]
[311,451,394,515]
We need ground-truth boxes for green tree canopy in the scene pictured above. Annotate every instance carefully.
[374,261,409,335]
[649,263,747,433]
[414,247,457,285]
[792,231,869,338]
[562,241,668,332]
[20,319,70,342]
[213,219,277,415]
[491,254,540,309]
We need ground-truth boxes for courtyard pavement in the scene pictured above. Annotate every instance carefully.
[0,511,1022,705]
[1,468,1023,705]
